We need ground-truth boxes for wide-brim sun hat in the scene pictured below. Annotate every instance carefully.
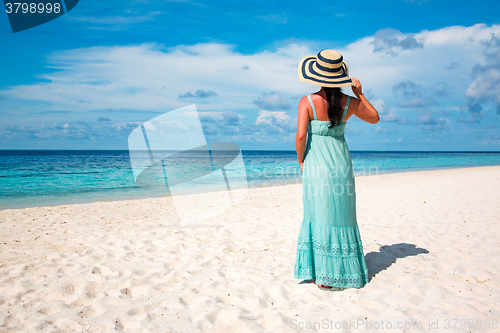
[298,49,353,88]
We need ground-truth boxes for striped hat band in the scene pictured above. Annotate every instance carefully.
[297,49,353,88]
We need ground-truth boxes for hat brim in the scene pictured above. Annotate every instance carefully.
[297,56,353,88]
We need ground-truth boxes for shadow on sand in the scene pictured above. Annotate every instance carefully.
[297,243,429,285]
[365,243,429,281]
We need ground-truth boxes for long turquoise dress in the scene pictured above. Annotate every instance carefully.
[294,94,369,289]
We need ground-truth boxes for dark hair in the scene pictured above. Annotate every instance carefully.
[323,87,343,129]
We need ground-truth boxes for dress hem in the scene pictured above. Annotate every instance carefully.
[294,220,369,289]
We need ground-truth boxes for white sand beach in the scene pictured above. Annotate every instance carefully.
[1,166,499,332]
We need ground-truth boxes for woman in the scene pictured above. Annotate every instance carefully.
[294,50,379,291]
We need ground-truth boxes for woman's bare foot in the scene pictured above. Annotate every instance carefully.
[317,284,333,290]
[317,285,345,291]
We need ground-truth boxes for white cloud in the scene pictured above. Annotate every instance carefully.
[2,42,312,113]
[371,28,424,55]
[479,138,500,145]
[256,110,292,125]
[2,23,500,137]
[255,111,296,134]
[1,121,140,142]
[69,11,162,26]
[253,92,290,110]
[371,99,410,124]
[465,46,500,116]
[397,97,438,108]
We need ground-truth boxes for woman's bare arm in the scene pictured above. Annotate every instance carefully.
[296,96,310,172]
[350,78,380,124]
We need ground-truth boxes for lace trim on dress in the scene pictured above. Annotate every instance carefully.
[294,267,368,289]
[296,238,362,257]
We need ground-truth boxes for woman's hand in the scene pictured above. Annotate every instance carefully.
[351,77,362,99]
[299,161,303,173]
[349,77,380,124]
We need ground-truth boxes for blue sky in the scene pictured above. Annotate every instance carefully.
[1,0,500,150]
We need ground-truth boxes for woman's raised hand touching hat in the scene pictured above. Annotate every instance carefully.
[351,78,363,99]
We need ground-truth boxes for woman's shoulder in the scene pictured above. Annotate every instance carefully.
[298,95,310,105]
[299,93,319,105]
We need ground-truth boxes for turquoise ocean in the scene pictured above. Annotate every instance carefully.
[1,150,500,209]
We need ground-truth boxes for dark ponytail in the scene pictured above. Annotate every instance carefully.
[323,87,343,129]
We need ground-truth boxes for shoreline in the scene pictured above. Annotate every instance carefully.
[1,164,499,211]
[2,149,500,152]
